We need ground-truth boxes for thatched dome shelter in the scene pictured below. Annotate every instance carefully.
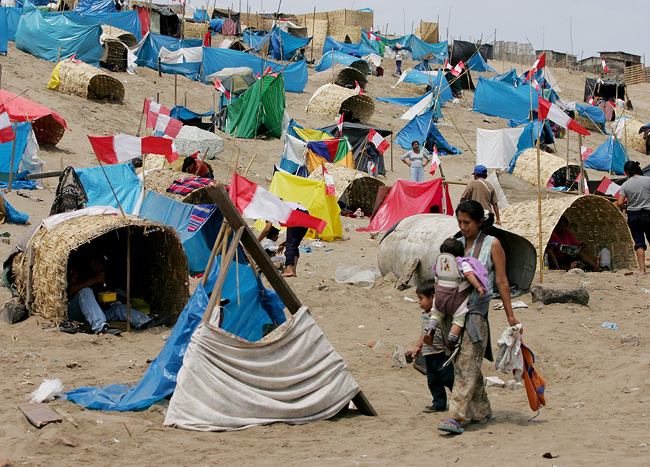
[101,25,138,47]
[307,83,374,124]
[144,168,216,205]
[51,60,125,101]
[512,148,584,188]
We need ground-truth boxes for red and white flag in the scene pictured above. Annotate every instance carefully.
[580,145,593,160]
[146,112,183,138]
[143,99,170,118]
[429,145,441,175]
[538,96,590,136]
[88,135,178,164]
[525,53,545,81]
[587,95,595,105]
[229,173,327,232]
[367,128,390,153]
[597,177,621,198]
[367,28,380,41]
[263,65,273,76]
[369,161,377,174]
[355,80,363,95]
[443,59,452,71]
[0,104,15,144]
[214,77,231,100]
[576,173,589,194]
[531,78,541,91]
[451,61,465,77]
[601,56,610,73]
[322,164,335,196]
[336,114,344,135]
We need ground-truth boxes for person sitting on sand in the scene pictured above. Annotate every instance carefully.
[182,156,213,179]
[545,216,601,271]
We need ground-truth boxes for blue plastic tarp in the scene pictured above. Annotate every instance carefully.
[314,50,367,73]
[209,18,225,32]
[485,69,522,86]
[16,1,103,65]
[360,29,384,55]
[265,26,311,60]
[507,120,555,172]
[3,194,28,223]
[242,29,266,47]
[202,47,308,93]
[2,7,21,41]
[322,35,374,56]
[135,33,203,79]
[170,105,214,121]
[402,71,454,104]
[69,10,142,41]
[395,110,461,155]
[584,136,628,175]
[76,164,142,215]
[376,91,432,107]
[0,122,30,173]
[473,77,541,121]
[410,36,447,62]
[65,258,286,412]
[74,0,115,15]
[0,9,7,53]
[467,53,496,72]
[193,8,209,21]
[576,104,608,134]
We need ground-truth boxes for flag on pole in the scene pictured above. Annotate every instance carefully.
[601,56,610,73]
[538,96,591,136]
[587,95,595,105]
[214,77,231,100]
[531,78,541,91]
[367,128,390,153]
[429,145,441,175]
[354,81,363,95]
[450,61,465,77]
[88,135,178,164]
[263,65,272,76]
[367,28,380,41]
[525,53,545,81]
[0,104,15,144]
[335,114,344,135]
[596,177,621,197]
[443,59,452,71]
[580,145,593,160]
[229,173,327,232]
[322,164,335,195]
[146,111,183,138]
[143,99,170,119]
[576,173,589,194]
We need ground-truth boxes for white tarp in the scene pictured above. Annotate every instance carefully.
[159,46,203,64]
[164,306,360,432]
[476,127,524,170]
[282,134,307,166]
[542,68,561,94]
[399,92,433,121]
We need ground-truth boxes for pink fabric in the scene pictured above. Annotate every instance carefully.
[456,257,489,293]
[136,7,150,36]
[549,230,580,258]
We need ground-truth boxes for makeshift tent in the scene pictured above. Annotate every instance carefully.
[394,110,461,155]
[242,29,266,48]
[100,24,138,46]
[372,33,448,62]
[279,134,308,176]
[323,35,374,56]
[0,8,7,53]
[467,52,496,72]
[501,195,636,270]
[0,122,30,173]
[304,138,354,173]
[0,90,69,145]
[74,0,115,14]
[511,148,584,188]
[135,33,202,79]
[211,8,240,34]
[377,214,536,291]
[204,67,256,98]
[169,106,215,131]
[451,40,492,63]
[612,116,645,152]
[16,1,103,66]
[275,19,308,38]
[47,60,125,101]
[76,164,143,214]
[8,212,190,324]
[250,26,311,61]
[366,178,452,232]
[393,70,454,104]
[193,8,210,21]
[67,9,142,40]
[376,91,433,107]
[359,29,386,56]
[584,78,626,102]
[202,47,308,93]
[307,83,374,124]
[473,77,542,121]
[148,7,180,37]
[476,127,524,169]
[575,104,608,134]
[144,168,215,205]
[98,33,129,71]
[2,7,21,42]
[264,171,343,242]
[314,50,370,76]
[320,122,392,177]
[506,120,555,172]
[584,136,628,175]
[485,69,522,86]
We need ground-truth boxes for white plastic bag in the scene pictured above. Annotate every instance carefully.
[334,266,381,290]
[30,378,64,403]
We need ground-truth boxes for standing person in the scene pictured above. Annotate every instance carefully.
[460,165,501,225]
[438,200,521,435]
[361,142,381,178]
[400,141,430,182]
[413,279,454,413]
[204,27,214,47]
[394,48,403,75]
[618,160,650,275]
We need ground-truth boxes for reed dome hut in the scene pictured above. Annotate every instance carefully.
[8,214,190,325]
[144,168,216,205]
[512,149,584,188]
[311,64,368,91]
[101,25,138,47]
[307,83,374,124]
[47,60,125,102]
[500,195,636,270]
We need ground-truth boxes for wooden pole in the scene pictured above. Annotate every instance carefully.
[57,46,62,63]
[578,133,584,194]
[184,91,187,107]
[536,120,544,284]
[7,123,17,193]
[126,226,131,332]
[390,134,394,172]
[202,221,229,287]
[244,153,258,177]
[566,129,570,188]
[225,126,238,182]
[97,160,126,218]
[174,73,178,106]
[310,6,315,63]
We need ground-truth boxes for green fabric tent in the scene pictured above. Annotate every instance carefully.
[224,74,286,139]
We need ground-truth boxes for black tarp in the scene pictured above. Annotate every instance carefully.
[154,7,180,37]
[584,78,626,102]
[212,9,241,35]
[446,69,474,91]
[320,122,392,177]
[451,40,493,65]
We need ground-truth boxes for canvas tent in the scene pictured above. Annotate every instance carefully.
[0,90,69,145]
[250,26,311,60]
[584,136,628,175]
[584,78,626,102]
[473,77,543,121]
[476,127,524,169]
[135,33,203,79]
[323,35,374,56]
[394,110,461,155]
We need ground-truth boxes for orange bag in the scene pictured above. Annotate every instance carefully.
[521,340,546,414]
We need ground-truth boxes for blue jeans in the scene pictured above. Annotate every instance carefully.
[68,287,151,333]
[409,166,424,182]
[396,60,402,75]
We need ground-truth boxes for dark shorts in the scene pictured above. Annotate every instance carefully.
[628,210,650,250]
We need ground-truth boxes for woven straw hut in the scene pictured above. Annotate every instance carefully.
[100,35,129,72]
[307,162,384,213]
[184,21,210,40]
[500,195,636,270]
[144,168,216,205]
[53,61,125,101]
[307,84,374,124]
[311,63,367,90]
[512,148,584,188]
[101,25,138,47]
[10,215,189,324]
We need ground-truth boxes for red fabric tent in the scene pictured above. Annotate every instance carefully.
[365,178,453,231]
[0,90,69,145]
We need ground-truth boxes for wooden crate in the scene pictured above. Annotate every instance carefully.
[624,64,646,85]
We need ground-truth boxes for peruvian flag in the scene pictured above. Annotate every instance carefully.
[214,77,231,100]
[367,28,380,41]
[597,177,621,198]
[601,56,610,73]
[576,173,589,194]
[229,173,327,232]
[587,95,595,105]
[88,135,178,164]
[580,145,593,160]
[538,96,591,136]
[531,78,541,91]
[143,99,170,119]
[525,53,545,81]
[263,65,273,76]
[147,112,183,138]
[0,104,15,144]
[336,114,344,135]
[451,61,465,77]
[369,161,377,174]
[355,80,364,95]
[429,145,441,175]
[367,128,390,153]
[322,164,335,196]
[443,59,452,71]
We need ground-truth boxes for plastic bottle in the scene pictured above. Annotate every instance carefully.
[543,253,549,270]
[599,245,611,269]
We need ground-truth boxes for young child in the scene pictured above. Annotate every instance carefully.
[424,238,489,351]
[413,279,455,412]
[262,226,282,257]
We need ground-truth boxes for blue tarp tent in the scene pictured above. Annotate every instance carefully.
[322,35,374,56]
[395,110,461,155]
[484,69,522,86]
[473,77,542,121]
[74,0,115,15]
[410,36,447,62]
[401,71,454,103]
[135,33,202,79]
[0,122,30,172]
[0,8,7,53]
[2,7,21,41]
[193,8,209,21]
[467,53,496,72]
[65,256,286,412]
[576,104,608,134]
[209,18,225,33]
[314,50,367,73]
[243,29,266,48]
[252,26,310,61]
[76,164,143,215]
[68,10,142,41]
[16,1,103,65]
[170,105,214,122]
[202,47,307,93]
[507,120,555,172]
[376,91,433,107]
[359,29,384,55]
[585,137,628,175]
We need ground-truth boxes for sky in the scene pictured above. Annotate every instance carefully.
[204,0,649,63]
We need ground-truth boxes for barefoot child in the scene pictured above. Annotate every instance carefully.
[413,279,455,412]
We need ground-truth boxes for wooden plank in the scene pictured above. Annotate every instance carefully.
[26,171,62,180]
[18,403,62,428]
[205,185,302,314]
[352,391,377,416]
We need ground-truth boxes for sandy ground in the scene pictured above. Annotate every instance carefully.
[1,37,650,466]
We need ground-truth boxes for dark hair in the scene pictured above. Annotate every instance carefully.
[182,157,195,173]
[266,226,280,239]
[558,215,569,226]
[456,200,494,230]
[411,140,419,148]
[416,279,436,297]
[440,238,464,257]
[624,160,643,177]
[208,27,214,31]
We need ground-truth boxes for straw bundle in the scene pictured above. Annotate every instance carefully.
[308,162,384,213]
[144,168,216,205]
[307,84,374,123]
[500,195,636,271]
[54,61,125,101]
[101,25,137,47]
[11,216,189,324]
[184,21,210,40]
[512,148,582,187]
[100,36,128,71]
[415,22,439,44]
[612,117,645,153]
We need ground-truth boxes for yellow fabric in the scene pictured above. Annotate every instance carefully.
[254,172,342,241]
[294,128,332,142]
[46,61,63,90]
[305,150,354,174]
